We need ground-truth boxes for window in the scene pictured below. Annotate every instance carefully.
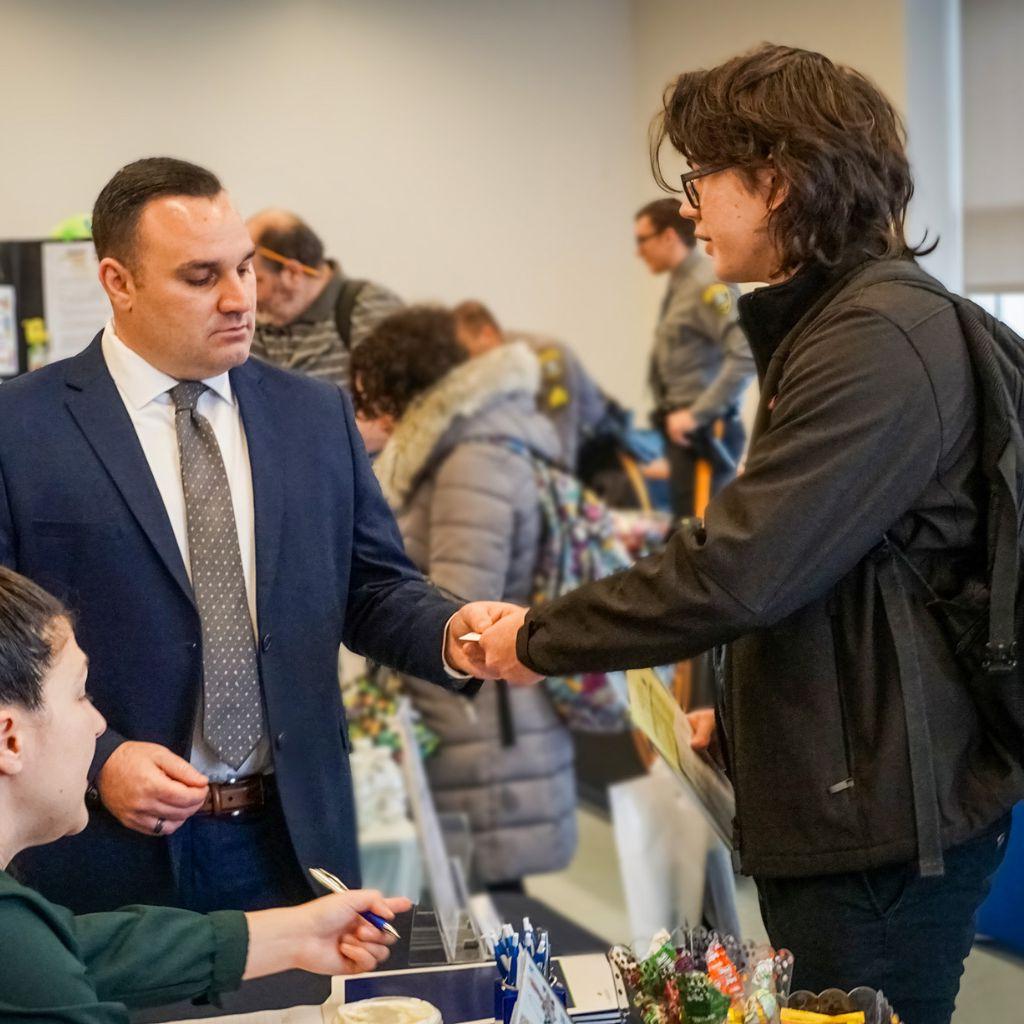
[968,293,1024,336]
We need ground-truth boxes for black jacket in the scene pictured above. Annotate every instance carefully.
[518,258,1024,878]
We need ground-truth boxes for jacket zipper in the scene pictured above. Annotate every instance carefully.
[827,593,856,793]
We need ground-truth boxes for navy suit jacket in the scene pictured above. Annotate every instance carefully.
[0,336,465,912]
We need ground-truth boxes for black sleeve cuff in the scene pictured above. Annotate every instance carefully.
[515,611,541,674]
[89,727,128,784]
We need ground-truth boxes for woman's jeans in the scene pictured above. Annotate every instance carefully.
[755,813,1012,1024]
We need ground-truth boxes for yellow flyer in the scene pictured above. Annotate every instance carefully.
[626,668,736,847]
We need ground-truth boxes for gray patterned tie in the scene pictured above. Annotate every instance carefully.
[171,381,265,769]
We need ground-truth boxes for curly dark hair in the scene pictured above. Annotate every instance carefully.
[351,306,469,421]
[650,43,934,277]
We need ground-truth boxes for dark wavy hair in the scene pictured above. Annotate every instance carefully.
[351,306,469,421]
[650,43,934,277]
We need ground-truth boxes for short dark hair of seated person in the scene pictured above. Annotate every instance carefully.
[351,305,469,422]
[0,565,407,1021]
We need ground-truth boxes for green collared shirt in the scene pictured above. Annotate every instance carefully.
[0,869,248,1023]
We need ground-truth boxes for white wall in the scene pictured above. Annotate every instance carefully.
[905,0,963,291]
[3,0,958,411]
[962,0,1024,292]
[1,0,645,400]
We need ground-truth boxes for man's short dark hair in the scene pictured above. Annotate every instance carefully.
[351,306,468,422]
[635,198,697,246]
[92,157,223,267]
[650,43,931,276]
[0,566,70,711]
[452,299,503,337]
[254,217,325,272]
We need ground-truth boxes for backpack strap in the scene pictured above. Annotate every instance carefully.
[954,309,1020,674]
[334,278,367,350]
[878,538,946,876]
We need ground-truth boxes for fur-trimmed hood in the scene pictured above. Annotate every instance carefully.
[374,341,558,510]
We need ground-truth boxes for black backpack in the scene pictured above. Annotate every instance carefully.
[856,261,1024,873]
[333,278,367,349]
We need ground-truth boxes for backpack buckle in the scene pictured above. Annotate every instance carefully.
[983,641,1018,674]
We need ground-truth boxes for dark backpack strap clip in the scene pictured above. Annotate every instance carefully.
[983,640,1018,674]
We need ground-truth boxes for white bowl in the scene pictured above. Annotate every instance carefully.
[336,996,443,1024]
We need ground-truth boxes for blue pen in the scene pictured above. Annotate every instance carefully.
[308,867,400,938]
[522,917,534,954]
[535,929,550,976]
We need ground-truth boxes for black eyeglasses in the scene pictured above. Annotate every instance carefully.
[634,230,664,247]
[680,164,734,208]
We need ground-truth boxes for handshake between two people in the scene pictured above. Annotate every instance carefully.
[96,602,543,841]
[444,602,545,685]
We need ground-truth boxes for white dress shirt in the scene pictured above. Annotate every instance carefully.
[101,324,270,782]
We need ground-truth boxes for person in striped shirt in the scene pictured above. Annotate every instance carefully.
[247,209,402,388]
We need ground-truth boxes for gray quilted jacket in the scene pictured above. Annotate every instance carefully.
[374,343,577,883]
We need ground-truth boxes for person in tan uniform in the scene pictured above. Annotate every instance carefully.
[635,198,755,519]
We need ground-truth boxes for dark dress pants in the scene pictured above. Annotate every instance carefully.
[755,814,1012,1024]
[169,784,313,913]
[666,416,746,520]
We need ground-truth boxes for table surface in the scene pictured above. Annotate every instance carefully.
[131,893,608,1023]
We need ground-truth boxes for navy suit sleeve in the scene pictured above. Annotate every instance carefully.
[0,436,127,779]
[335,389,473,690]
[0,445,12,568]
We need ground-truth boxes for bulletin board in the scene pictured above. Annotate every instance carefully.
[0,239,108,379]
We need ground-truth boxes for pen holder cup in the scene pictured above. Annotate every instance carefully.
[494,980,517,1023]
[493,979,567,1023]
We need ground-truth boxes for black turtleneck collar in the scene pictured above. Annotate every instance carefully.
[738,259,861,380]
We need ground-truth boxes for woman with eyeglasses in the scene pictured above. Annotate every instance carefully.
[0,566,408,1022]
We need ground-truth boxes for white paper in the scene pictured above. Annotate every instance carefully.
[557,953,623,1016]
[41,241,110,363]
[510,948,573,1024]
[0,284,17,375]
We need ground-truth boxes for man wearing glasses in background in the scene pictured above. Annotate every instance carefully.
[634,197,754,520]
[247,209,402,388]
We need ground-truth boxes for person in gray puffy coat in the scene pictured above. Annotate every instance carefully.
[351,307,577,887]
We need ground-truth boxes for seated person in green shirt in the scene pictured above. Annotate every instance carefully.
[0,566,410,1022]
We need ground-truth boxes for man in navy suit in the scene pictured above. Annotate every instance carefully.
[0,157,529,914]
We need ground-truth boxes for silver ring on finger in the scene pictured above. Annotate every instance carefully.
[153,817,166,836]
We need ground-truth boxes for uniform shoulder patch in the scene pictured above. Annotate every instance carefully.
[702,283,733,316]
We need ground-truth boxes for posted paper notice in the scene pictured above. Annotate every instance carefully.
[0,284,17,376]
[42,241,109,363]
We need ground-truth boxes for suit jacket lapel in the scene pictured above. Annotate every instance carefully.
[231,359,284,623]
[63,336,195,607]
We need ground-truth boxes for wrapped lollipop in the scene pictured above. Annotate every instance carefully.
[681,971,732,1024]
[706,940,744,1006]
[743,960,779,1023]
